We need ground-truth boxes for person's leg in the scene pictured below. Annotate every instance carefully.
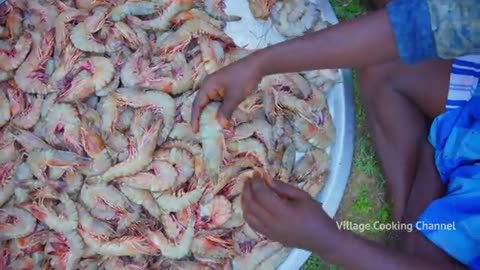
[370,0,390,8]
[357,59,454,263]
[396,139,461,264]
[357,59,450,222]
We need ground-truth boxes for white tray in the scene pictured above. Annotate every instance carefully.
[224,1,355,269]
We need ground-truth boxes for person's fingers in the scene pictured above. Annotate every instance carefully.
[241,179,274,225]
[249,177,288,215]
[241,191,269,235]
[190,88,210,133]
[216,93,242,128]
[270,179,309,200]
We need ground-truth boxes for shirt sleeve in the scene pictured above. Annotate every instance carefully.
[427,0,480,60]
[387,0,480,64]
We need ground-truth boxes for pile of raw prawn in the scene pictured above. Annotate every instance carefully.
[0,0,338,269]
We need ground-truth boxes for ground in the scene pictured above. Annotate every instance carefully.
[302,1,390,269]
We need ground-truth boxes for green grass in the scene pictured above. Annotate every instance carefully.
[301,1,390,269]
[351,186,373,213]
[330,0,370,19]
[353,79,385,183]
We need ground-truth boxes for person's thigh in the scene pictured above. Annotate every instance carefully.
[389,59,452,120]
[357,58,456,263]
[362,59,451,120]
[357,58,451,221]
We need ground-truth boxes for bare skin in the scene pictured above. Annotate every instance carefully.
[191,3,468,270]
[191,9,398,131]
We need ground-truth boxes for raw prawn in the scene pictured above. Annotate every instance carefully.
[12,95,44,129]
[191,231,234,261]
[159,19,234,53]
[221,196,243,228]
[0,140,16,164]
[54,8,87,61]
[113,88,175,145]
[199,102,225,182]
[203,0,241,21]
[199,36,225,74]
[232,94,264,125]
[227,138,268,168]
[287,110,334,150]
[154,147,195,186]
[6,83,25,117]
[48,45,83,92]
[172,9,225,29]
[110,1,161,22]
[0,207,36,240]
[119,48,148,88]
[75,0,109,10]
[14,30,55,94]
[113,21,142,50]
[9,126,51,152]
[26,149,91,183]
[70,7,109,53]
[230,118,274,162]
[44,103,82,153]
[162,140,205,178]
[169,122,199,143]
[0,33,33,71]
[118,183,163,217]
[0,159,21,207]
[21,188,79,232]
[80,119,112,176]
[0,90,10,128]
[79,183,135,224]
[198,195,232,229]
[271,0,321,38]
[1,7,23,41]
[147,210,195,259]
[118,169,175,192]
[0,71,13,82]
[212,155,263,196]
[276,144,296,182]
[140,0,197,31]
[88,118,161,183]
[248,0,277,19]
[232,241,283,270]
[79,227,156,256]
[154,183,205,212]
[58,56,115,102]
[132,52,194,95]
[45,231,85,270]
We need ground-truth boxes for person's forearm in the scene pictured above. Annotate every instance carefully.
[314,229,465,270]
[252,9,398,76]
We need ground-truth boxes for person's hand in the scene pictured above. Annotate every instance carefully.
[190,55,264,132]
[0,1,11,25]
[241,174,341,255]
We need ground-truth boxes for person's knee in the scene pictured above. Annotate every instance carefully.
[357,65,388,110]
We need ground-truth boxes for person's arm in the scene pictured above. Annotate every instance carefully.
[253,9,398,75]
[241,176,466,270]
[250,0,480,74]
[191,9,398,131]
